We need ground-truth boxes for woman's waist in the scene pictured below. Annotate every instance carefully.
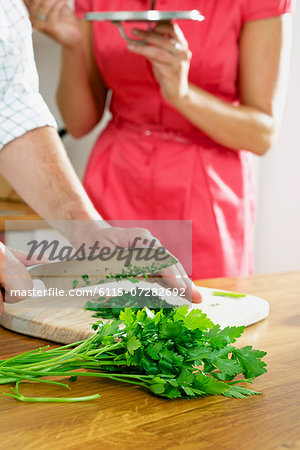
[109,116,227,149]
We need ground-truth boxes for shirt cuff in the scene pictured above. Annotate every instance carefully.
[0,91,57,150]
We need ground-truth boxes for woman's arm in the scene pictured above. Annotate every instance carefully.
[57,22,108,138]
[129,15,292,155]
[176,15,292,155]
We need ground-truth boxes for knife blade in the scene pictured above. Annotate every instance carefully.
[27,247,177,292]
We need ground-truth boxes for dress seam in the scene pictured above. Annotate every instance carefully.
[196,147,222,241]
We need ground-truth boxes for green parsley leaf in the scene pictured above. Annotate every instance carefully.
[232,346,267,379]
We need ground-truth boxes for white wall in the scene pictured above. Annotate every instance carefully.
[254,5,300,274]
[33,12,300,274]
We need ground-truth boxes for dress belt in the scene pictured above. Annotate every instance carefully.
[110,116,223,148]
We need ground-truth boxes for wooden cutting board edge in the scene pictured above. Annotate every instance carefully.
[0,308,95,344]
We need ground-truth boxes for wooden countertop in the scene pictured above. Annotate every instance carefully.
[0,272,299,450]
[0,200,41,232]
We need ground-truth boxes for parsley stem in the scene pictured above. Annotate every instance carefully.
[3,392,101,403]
[16,335,99,371]
[0,372,71,389]
[0,346,50,367]
[1,369,153,381]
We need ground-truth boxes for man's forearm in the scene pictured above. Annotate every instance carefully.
[0,126,106,227]
[0,126,202,302]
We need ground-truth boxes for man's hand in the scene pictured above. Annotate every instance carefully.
[0,125,201,305]
[0,243,34,315]
[69,223,202,303]
[0,223,201,316]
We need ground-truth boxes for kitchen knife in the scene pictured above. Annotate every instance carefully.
[27,247,177,292]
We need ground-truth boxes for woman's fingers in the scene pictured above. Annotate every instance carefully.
[128,22,191,105]
[150,22,178,39]
[48,0,67,25]
[30,0,64,29]
[30,0,54,21]
[24,0,45,17]
[172,23,189,48]
[132,29,182,53]
[129,23,190,66]
[128,42,173,64]
[132,23,188,47]
[128,42,187,65]
[154,23,189,47]
[45,0,68,34]
[24,0,80,49]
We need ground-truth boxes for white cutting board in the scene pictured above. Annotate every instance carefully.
[0,281,269,344]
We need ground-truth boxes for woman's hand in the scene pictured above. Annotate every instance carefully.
[128,23,192,106]
[24,0,82,48]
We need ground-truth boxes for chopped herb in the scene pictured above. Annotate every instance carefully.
[84,290,174,319]
[213,291,246,298]
[69,376,78,382]
[127,278,139,284]
[104,262,173,281]
[72,259,175,290]
[82,274,90,286]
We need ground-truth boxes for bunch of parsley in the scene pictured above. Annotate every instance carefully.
[0,307,267,403]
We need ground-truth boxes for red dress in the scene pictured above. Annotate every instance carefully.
[75,0,292,280]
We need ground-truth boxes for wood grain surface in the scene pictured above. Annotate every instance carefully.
[0,201,41,232]
[0,272,299,450]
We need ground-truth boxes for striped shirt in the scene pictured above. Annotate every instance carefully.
[0,0,56,150]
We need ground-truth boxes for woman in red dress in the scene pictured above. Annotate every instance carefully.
[27,0,293,280]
